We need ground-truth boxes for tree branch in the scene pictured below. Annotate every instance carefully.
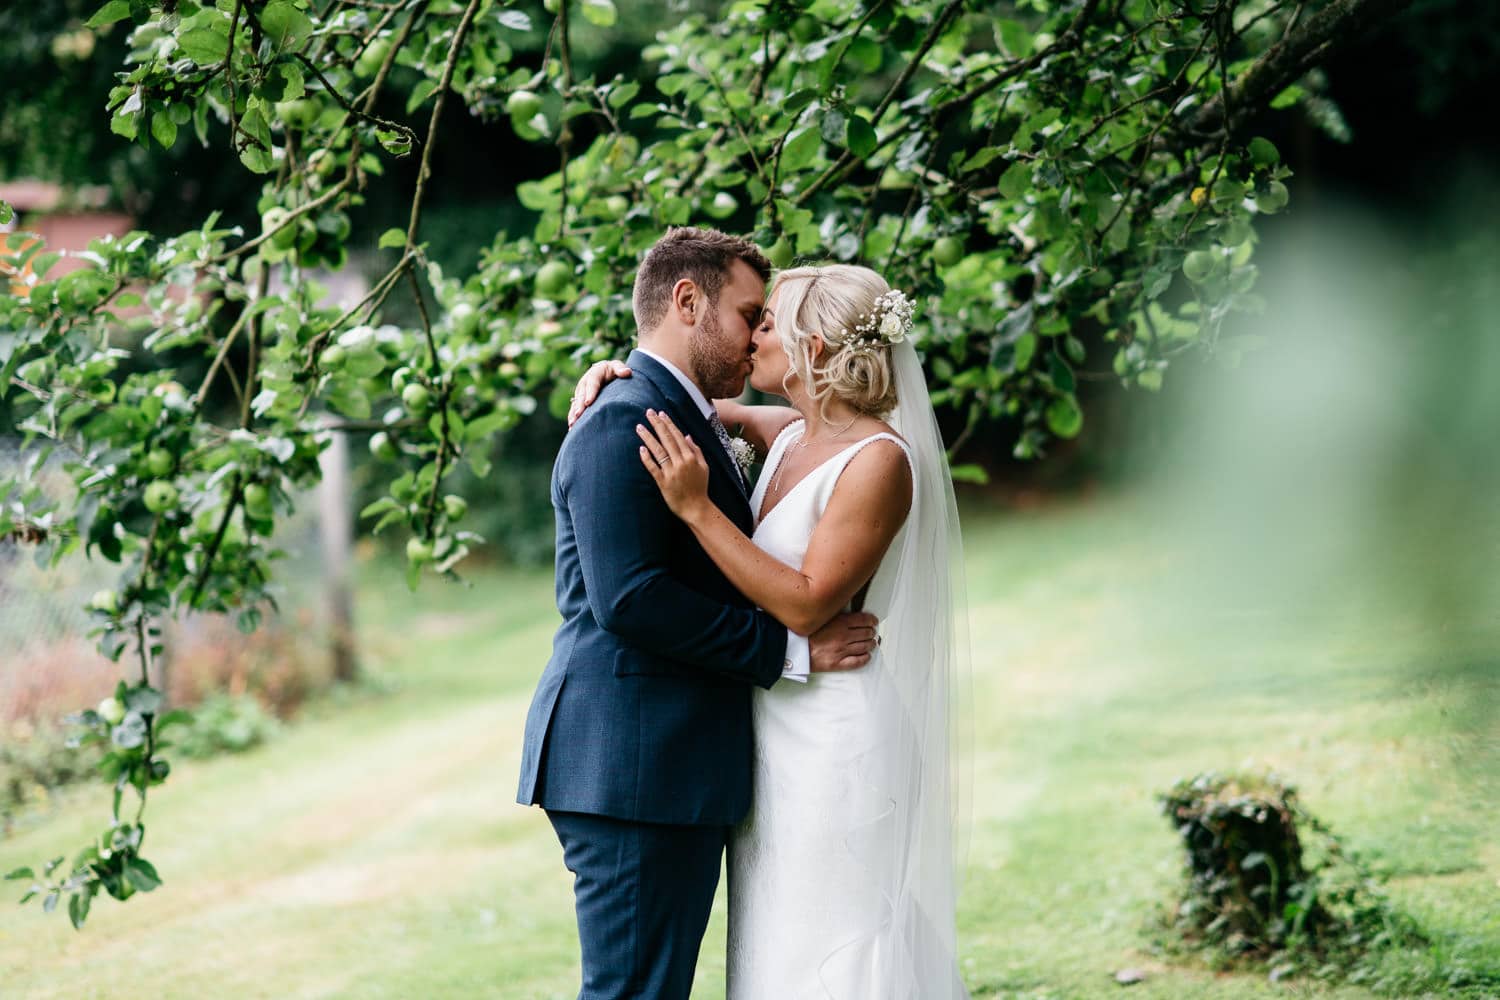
[1186,0,1417,138]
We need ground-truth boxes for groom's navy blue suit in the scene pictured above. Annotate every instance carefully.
[518,350,787,999]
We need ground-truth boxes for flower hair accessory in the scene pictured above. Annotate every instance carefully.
[840,289,915,350]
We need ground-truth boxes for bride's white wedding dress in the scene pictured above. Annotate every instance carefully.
[727,399,969,998]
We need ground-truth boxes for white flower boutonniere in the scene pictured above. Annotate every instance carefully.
[729,437,756,479]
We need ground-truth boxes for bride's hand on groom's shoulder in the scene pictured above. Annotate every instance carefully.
[637,409,712,520]
[567,360,631,428]
[809,611,879,673]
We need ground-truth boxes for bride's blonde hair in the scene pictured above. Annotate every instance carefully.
[770,264,900,419]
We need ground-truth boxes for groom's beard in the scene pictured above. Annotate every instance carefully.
[689,304,746,400]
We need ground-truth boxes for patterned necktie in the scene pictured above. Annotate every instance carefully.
[708,411,747,494]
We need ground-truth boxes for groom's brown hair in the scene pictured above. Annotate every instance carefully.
[632,227,772,336]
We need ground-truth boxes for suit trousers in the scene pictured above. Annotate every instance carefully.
[547,809,729,1000]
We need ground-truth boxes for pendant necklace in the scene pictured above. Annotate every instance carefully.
[768,415,860,499]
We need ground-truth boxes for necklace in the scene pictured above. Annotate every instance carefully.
[767,415,860,499]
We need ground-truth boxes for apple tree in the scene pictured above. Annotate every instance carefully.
[0,0,1413,924]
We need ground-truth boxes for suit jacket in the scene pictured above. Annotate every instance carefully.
[516,350,787,826]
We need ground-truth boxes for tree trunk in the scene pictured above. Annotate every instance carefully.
[317,420,358,683]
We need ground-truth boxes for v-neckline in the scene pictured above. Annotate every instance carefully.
[755,420,886,528]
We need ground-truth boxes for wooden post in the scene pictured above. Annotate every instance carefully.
[317,419,358,682]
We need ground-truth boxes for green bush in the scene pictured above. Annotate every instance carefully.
[1159,772,1426,983]
[171,694,280,760]
[0,719,103,835]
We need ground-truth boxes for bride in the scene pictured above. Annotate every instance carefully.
[574,263,969,999]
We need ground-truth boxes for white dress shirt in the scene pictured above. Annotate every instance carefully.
[638,348,811,681]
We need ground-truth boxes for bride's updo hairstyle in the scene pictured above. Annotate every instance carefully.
[770,263,908,420]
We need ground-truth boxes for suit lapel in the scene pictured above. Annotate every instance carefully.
[627,350,752,528]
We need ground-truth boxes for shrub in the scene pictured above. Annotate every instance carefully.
[170,694,279,759]
[1158,771,1425,982]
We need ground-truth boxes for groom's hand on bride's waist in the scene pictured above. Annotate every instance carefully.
[808,612,879,672]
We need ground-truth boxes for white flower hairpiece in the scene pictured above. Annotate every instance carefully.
[839,289,915,351]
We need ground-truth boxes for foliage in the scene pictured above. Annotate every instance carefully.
[0,0,1410,925]
[1,719,104,836]
[1158,772,1434,988]
[170,692,280,757]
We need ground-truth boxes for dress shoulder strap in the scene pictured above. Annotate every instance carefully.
[764,417,805,465]
[834,432,915,475]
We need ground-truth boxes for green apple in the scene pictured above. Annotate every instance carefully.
[402,382,432,413]
[143,481,178,514]
[932,236,965,268]
[406,537,434,564]
[1256,180,1289,214]
[451,302,480,339]
[275,98,318,130]
[1218,219,1254,248]
[320,344,347,369]
[443,494,468,521]
[369,431,398,461]
[145,448,173,477]
[243,483,273,520]
[543,0,560,12]
[603,194,630,219]
[354,37,391,78]
[90,589,119,614]
[97,697,125,725]
[507,90,543,120]
[766,237,793,270]
[391,367,412,394]
[1183,250,1217,284]
[707,191,737,219]
[1248,137,1279,168]
[534,260,572,300]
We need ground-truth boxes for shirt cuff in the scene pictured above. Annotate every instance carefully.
[781,630,810,683]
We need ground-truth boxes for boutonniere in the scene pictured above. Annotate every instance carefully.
[729,436,756,479]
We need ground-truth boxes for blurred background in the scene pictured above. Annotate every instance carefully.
[1,1,1497,997]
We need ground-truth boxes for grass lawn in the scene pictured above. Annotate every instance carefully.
[1,494,1495,998]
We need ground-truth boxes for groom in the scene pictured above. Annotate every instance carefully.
[517,227,878,999]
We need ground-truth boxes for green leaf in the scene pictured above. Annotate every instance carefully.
[378,228,407,249]
[4,867,34,881]
[845,115,877,160]
[406,79,439,114]
[260,1,313,50]
[360,497,401,519]
[581,0,617,27]
[124,685,163,716]
[1045,395,1084,438]
[178,25,229,65]
[111,90,142,140]
[268,61,305,103]
[496,9,531,30]
[0,200,11,225]
[780,126,822,173]
[995,19,1032,58]
[997,160,1031,200]
[607,81,639,109]
[124,857,162,892]
[86,0,132,27]
[1013,332,1037,371]
[238,106,275,174]
[151,113,178,150]
[1270,84,1303,109]
[949,463,990,485]
[68,889,92,929]
[377,129,412,156]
